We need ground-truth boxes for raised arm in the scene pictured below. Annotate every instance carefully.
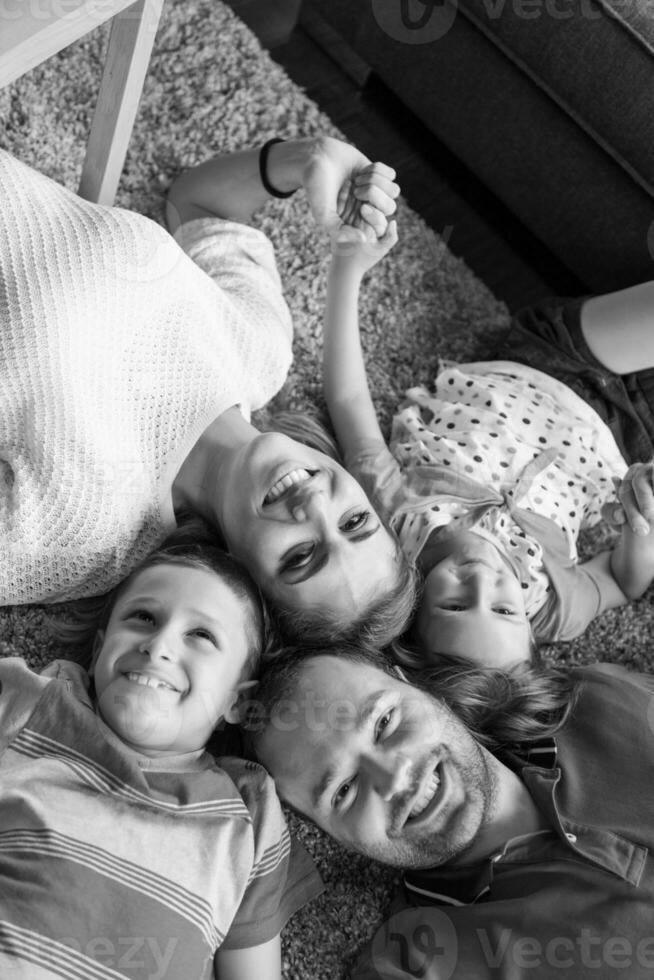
[166,135,398,235]
[323,210,398,459]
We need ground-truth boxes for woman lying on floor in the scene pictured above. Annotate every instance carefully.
[0,136,417,647]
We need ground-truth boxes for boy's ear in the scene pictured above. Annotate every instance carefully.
[224,680,258,725]
[89,630,105,677]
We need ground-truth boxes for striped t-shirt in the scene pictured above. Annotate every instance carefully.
[0,658,322,979]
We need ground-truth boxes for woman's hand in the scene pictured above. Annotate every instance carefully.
[302,138,399,236]
[167,136,399,232]
[603,461,654,535]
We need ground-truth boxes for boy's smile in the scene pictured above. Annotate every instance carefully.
[91,564,251,756]
[121,670,183,692]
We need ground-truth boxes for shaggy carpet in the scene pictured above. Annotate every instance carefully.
[1,2,652,977]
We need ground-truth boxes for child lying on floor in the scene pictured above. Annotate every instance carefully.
[291,177,654,667]
[0,533,321,980]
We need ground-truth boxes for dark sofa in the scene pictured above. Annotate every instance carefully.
[305,0,654,293]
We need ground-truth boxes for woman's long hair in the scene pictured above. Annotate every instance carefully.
[268,555,419,649]
[265,408,342,461]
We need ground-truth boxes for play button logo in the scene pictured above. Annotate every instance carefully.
[369,906,459,978]
[372,0,459,44]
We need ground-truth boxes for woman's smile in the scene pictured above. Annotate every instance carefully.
[263,467,315,505]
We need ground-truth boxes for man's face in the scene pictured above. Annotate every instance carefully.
[257,656,497,869]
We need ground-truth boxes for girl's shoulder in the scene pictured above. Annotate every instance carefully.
[345,438,406,514]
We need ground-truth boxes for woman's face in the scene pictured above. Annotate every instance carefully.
[216,432,399,618]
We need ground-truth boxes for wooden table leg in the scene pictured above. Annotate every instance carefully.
[78,0,164,204]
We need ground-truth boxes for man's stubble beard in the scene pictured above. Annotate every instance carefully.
[355,731,497,871]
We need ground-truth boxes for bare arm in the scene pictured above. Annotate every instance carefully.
[608,460,654,535]
[323,220,398,459]
[214,935,281,980]
[323,256,384,455]
[578,550,628,610]
[580,282,654,374]
[610,519,654,600]
[166,136,398,234]
[600,460,654,597]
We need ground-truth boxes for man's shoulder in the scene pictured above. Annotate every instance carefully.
[554,662,654,798]
[567,661,654,705]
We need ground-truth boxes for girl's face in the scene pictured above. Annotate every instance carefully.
[216,432,399,620]
[91,564,252,756]
[415,531,532,668]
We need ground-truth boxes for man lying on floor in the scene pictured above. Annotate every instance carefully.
[252,644,654,979]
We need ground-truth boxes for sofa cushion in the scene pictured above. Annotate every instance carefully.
[457,0,654,198]
[306,0,654,291]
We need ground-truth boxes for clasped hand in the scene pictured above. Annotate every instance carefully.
[603,460,654,535]
[302,137,399,240]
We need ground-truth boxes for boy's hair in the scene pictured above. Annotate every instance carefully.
[265,409,420,647]
[57,519,270,679]
[247,642,577,757]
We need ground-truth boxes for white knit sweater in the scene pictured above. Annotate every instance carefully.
[0,151,293,605]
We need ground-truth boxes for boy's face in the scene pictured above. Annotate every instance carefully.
[416,530,532,667]
[92,564,252,756]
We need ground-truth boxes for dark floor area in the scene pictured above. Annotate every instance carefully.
[224,0,586,311]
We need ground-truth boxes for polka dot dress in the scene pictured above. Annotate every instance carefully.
[390,360,628,617]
